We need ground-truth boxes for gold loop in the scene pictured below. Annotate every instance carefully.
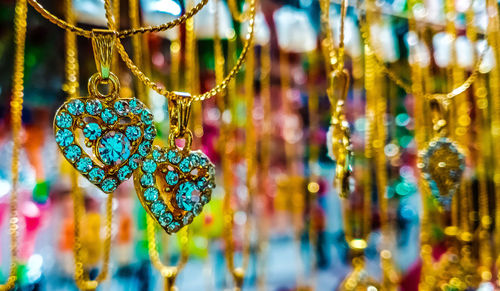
[168,91,193,137]
[328,68,350,106]
[429,95,449,134]
[91,29,117,79]
[88,72,120,99]
[168,131,193,151]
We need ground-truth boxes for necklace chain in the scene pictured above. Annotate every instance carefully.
[0,0,27,289]
[27,0,208,38]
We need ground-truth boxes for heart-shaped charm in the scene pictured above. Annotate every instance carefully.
[54,73,156,193]
[134,145,215,233]
[419,137,465,207]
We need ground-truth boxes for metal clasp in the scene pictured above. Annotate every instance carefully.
[91,29,117,79]
[168,92,193,149]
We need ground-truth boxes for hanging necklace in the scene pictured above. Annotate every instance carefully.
[0,0,27,289]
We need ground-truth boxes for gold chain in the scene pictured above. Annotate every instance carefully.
[146,216,189,291]
[357,1,487,101]
[27,0,208,38]
[0,0,27,289]
[113,0,257,101]
[227,0,251,22]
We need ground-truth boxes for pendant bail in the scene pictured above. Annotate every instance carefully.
[328,68,350,107]
[168,92,193,138]
[429,94,449,135]
[91,29,117,79]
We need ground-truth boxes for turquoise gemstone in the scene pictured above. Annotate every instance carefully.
[193,203,203,215]
[129,98,143,114]
[200,195,209,204]
[144,125,156,140]
[151,201,166,217]
[142,159,157,173]
[85,100,102,115]
[179,158,191,173]
[117,165,132,181]
[167,222,179,233]
[138,141,152,157]
[152,149,165,162]
[114,100,129,116]
[195,177,208,190]
[56,112,73,128]
[76,157,92,173]
[101,108,117,124]
[64,145,81,162]
[83,123,102,140]
[189,153,201,167]
[167,150,181,164]
[101,178,118,193]
[144,187,159,202]
[128,154,141,170]
[89,168,105,183]
[158,212,173,227]
[165,171,179,186]
[141,110,153,125]
[199,156,209,167]
[176,181,197,211]
[125,126,141,141]
[182,212,193,225]
[55,129,74,147]
[67,99,84,115]
[140,173,154,187]
[98,132,131,165]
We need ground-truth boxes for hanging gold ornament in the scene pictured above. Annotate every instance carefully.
[418,96,465,208]
[53,30,156,193]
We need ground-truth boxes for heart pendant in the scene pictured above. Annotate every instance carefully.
[134,145,216,233]
[419,137,465,208]
[54,73,156,193]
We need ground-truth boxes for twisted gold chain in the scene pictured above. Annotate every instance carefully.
[0,0,27,290]
[27,0,208,38]
[227,0,251,22]
[112,0,257,101]
[357,1,488,101]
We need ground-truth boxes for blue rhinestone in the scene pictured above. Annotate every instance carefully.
[64,145,81,162]
[152,149,165,162]
[142,159,157,173]
[165,171,179,186]
[140,173,154,187]
[167,222,180,233]
[67,99,84,115]
[89,168,105,183]
[101,108,117,124]
[167,150,181,164]
[83,123,102,140]
[200,195,209,204]
[128,154,141,170]
[199,156,209,167]
[179,158,191,173]
[144,187,159,202]
[195,177,208,190]
[193,203,203,215]
[158,212,173,227]
[138,141,152,157]
[176,181,197,211]
[98,132,131,165]
[129,98,143,114]
[141,110,153,125]
[55,129,74,147]
[117,165,132,181]
[189,153,201,167]
[85,100,102,115]
[144,125,156,140]
[76,157,92,173]
[125,126,141,141]
[182,212,193,225]
[114,100,129,116]
[56,112,73,128]
[101,178,118,193]
[151,201,166,216]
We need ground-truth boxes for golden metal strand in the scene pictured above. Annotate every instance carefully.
[357,1,487,100]
[227,0,251,22]
[113,0,256,101]
[0,0,27,289]
[27,0,208,38]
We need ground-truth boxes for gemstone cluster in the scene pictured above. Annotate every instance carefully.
[134,145,215,234]
[54,97,156,193]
